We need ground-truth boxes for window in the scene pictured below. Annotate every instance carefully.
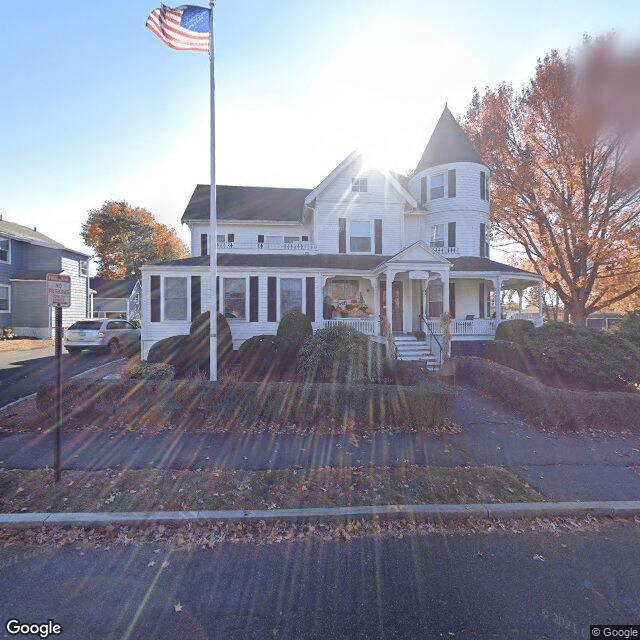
[0,237,9,263]
[164,277,187,321]
[480,170,489,201]
[150,276,160,322]
[0,285,9,312]
[448,169,456,197]
[430,224,445,248]
[79,260,88,277]
[280,278,302,316]
[427,282,443,317]
[331,279,359,301]
[350,220,371,252]
[431,174,444,200]
[284,236,300,245]
[266,235,283,247]
[224,278,245,320]
[227,233,235,243]
[352,177,368,192]
[216,234,225,243]
[200,234,208,256]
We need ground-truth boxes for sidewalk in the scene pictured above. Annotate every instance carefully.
[1,377,639,502]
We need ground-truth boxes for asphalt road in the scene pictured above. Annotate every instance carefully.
[1,524,639,639]
[0,348,121,408]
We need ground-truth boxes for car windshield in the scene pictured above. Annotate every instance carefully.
[68,321,103,331]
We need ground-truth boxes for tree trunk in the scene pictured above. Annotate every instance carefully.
[568,305,588,326]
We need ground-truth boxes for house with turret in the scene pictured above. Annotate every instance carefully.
[140,106,543,364]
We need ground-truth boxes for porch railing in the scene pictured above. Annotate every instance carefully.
[323,316,379,336]
[423,318,498,336]
[217,241,317,252]
[420,314,443,365]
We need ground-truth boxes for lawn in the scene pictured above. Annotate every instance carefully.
[0,466,543,513]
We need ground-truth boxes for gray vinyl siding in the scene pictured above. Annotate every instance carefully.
[10,281,49,328]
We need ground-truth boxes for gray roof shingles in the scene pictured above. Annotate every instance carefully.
[90,278,138,298]
[150,253,537,276]
[181,185,312,224]
[414,106,484,173]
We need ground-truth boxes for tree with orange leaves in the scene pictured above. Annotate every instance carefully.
[463,37,640,324]
[81,201,188,280]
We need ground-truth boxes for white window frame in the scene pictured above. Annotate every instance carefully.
[427,282,443,318]
[279,277,303,317]
[79,259,88,277]
[351,177,368,193]
[430,173,445,200]
[0,236,10,264]
[223,277,247,321]
[349,220,372,253]
[430,224,445,248]
[163,276,188,321]
[0,284,10,313]
[216,234,225,243]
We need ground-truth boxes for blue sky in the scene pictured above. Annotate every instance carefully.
[2,0,640,260]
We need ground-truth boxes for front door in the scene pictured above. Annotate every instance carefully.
[380,281,403,333]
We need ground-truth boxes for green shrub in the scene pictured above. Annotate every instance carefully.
[485,321,640,391]
[494,319,536,344]
[147,335,195,376]
[124,361,175,380]
[612,312,640,334]
[276,310,312,351]
[236,334,297,380]
[189,311,234,373]
[297,324,384,383]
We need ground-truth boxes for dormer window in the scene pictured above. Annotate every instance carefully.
[430,174,444,200]
[350,220,371,252]
[480,171,490,201]
[352,177,368,193]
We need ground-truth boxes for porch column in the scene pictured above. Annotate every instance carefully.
[538,281,544,322]
[494,277,502,321]
[385,269,394,332]
[442,270,450,315]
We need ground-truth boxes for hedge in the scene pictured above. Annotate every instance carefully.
[453,356,640,432]
[35,378,454,433]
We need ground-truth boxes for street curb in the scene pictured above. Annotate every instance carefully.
[2,501,640,529]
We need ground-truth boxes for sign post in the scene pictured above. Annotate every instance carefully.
[47,274,71,482]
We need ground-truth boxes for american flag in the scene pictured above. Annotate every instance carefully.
[146,4,210,52]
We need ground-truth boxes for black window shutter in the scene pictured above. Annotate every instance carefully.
[216,276,220,314]
[420,177,427,204]
[191,276,201,319]
[200,234,207,256]
[267,277,277,322]
[338,218,346,253]
[449,283,456,319]
[305,277,315,321]
[249,276,258,322]
[258,234,264,245]
[479,283,485,319]
[448,169,456,197]
[448,222,456,248]
[480,171,486,200]
[302,235,309,242]
[480,223,486,257]
[228,233,234,243]
[150,275,161,322]
[374,219,382,254]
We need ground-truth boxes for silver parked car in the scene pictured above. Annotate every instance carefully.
[64,318,141,355]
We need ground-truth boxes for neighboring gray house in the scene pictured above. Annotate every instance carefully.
[0,216,91,338]
[90,278,141,323]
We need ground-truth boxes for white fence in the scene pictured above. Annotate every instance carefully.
[217,241,317,252]
[323,316,379,335]
[423,318,498,336]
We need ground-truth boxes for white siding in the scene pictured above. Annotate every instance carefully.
[60,256,89,329]
[313,158,405,255]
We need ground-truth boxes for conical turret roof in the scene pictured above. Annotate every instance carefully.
[414,106,484,172]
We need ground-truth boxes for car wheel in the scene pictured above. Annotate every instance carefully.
[107,340,121,355]
[66,347,81,355]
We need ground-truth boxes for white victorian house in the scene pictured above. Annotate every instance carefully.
[141,107,543,364]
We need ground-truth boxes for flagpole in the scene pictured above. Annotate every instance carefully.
[209,0,217,381]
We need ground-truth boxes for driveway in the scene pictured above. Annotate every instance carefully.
[0,347,125,409]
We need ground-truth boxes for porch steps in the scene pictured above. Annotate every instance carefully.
[393,335,439,369]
